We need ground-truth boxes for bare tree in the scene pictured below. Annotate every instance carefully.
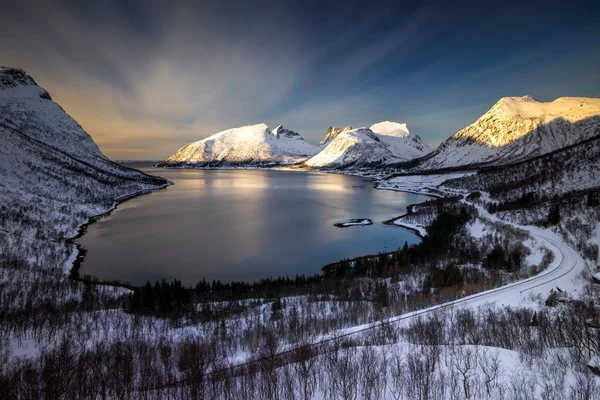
[176,339,212,400]
[257,324,283,400]
[41,336,79,400]
[292,345,318,400]
[477,347,503,399]
[359,346,386,400]
[449,345,477,399]
[568,371,600,400]
[405,346,440,400]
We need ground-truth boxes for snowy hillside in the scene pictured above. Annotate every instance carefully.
[304,127,399,168]
[443,134,600,202]
[0,66,168,270]
[370,121,432,160]
[161,123,318,167]
[419,96,600,170]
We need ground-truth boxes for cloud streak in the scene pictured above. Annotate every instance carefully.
[1,0,599,159]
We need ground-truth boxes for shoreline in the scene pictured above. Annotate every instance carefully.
[66,182,171,291]
[381,203,426,239]
[69,167,438,290]
[155,162,389,178]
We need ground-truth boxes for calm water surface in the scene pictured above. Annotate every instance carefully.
[77,164,429,285]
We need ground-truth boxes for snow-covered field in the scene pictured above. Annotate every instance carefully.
[377,172,475,196]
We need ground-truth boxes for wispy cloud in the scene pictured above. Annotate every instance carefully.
[1,0,598,158]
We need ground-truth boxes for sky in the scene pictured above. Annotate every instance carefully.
[1,0,599,160]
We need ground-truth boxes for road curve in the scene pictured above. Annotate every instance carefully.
[164,196,585,388]
[338,202,584,338]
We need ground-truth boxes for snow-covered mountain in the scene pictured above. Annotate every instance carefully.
[443,134,600,202]
[319,126,353,146]
[161,123,318,167]
[305,121,431,169]
[0,66,168,269]
[304,127,398,168]
[418,96,600,170]
[369,121,432,160]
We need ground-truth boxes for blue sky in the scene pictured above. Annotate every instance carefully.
[1,0,599,159]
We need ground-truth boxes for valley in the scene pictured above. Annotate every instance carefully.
[2,66,600,399]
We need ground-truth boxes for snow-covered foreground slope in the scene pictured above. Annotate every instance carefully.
[443,134,600,202]
[370,121,432,160]
[419,96,600,170]
[161,123,318,167]
[0,66,168,271]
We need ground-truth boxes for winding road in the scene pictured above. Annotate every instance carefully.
[336,200,585,337]
[169,187,587,386]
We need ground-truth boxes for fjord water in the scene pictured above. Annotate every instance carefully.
[76,164,428,285]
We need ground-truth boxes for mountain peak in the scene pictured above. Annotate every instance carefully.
[495,95,539,104]
[272,124,303,140]
[319,125,353,146]
[521,94,539,101]
[163,123,317,166]
[487,96,600,121]
[0,66,38,89]
[370,121,410,138]
[0,66,52,100]
[418,96,600,170]
[370,121,432,160]
[305,127,394,168]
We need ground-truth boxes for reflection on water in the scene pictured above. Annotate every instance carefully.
[76,165,429,285]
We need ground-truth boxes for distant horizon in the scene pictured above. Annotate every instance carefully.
[2,0,599,159]
[107,94,598,161]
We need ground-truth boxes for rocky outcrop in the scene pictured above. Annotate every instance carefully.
[0,66,51,99]
[319,126,353,146]
[272,125,302,139]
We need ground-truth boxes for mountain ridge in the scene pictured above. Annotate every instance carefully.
[304,127,395,168]
[304,121,432,169]
[370,121,432,161]
[417,96,600,170]
[161,123,318,167]
[0,66,168,268]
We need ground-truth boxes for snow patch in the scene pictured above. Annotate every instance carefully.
[467,219,487,239]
